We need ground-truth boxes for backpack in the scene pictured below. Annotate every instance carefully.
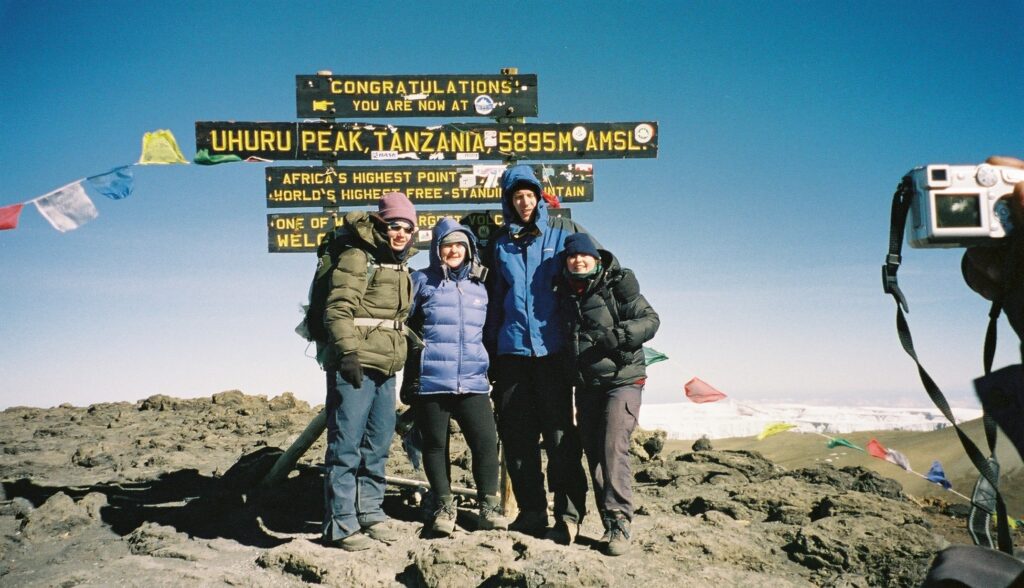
[298,223,377,344]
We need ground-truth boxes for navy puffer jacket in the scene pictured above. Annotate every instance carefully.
[408,217,490,395]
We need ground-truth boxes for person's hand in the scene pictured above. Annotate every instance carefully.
[962,156,1024,338]
[338,352,364,387]
[399,376,419,405]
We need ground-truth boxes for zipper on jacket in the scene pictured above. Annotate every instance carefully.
[456,280,464,393]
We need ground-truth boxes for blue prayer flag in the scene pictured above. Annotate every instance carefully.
[926,460,953,490]
[86,166,134,200]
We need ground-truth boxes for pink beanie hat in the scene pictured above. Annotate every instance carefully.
[377,192,417,228]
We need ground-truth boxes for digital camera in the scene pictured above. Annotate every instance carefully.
[907,164,1024,248]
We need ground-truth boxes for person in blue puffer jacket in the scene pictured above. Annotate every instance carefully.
[482,164,594,544]
[402,217,508,536]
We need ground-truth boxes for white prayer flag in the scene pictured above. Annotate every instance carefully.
[32,181,98,232]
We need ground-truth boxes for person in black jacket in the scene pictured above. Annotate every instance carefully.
[556,233,660,556]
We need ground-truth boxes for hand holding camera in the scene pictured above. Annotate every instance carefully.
[907,159,1024,249]
[960,156,1024,339]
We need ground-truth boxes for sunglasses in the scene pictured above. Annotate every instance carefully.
[387,222,415,234]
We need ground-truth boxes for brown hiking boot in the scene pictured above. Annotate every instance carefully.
[508,510,548,536]
[326,532,375,552]
[430,495,457,536]
[545,519,580,545]
[477,495,509,531]
[605,512,632,556]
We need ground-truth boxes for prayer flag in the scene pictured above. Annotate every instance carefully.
[926,460,952,490]
[757,422,796,440]
[685,377,727,403]
[541,191,561,208]
[32,181,98,232]
[86,166,134,200]
[193,148,242,165]
[885,448,912,472]
[138,129,187,165]
[643,346,668,366]
[826,437,863,451]
[0,203,25,230]
[866,438,888,460]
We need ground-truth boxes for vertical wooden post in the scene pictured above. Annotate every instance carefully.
[495,66,522,518]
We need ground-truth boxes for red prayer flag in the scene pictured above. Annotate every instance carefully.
[866,438,888,459]
[0,203,24,230]
[684,377,728,403]
[541,191,561,208]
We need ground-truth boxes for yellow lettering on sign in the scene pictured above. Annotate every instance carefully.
[353,100,379,111]
[415,169,458,183]
[210,128,292,153]
[386,100,411,111]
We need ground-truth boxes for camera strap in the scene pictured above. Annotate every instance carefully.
[883,178,1013,555]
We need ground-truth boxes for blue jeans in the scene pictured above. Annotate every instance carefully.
[322,369,396,541]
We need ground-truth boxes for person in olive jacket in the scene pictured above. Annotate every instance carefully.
[556,233,660,556]
[322,192,418,552]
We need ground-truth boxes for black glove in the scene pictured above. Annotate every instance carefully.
[595,328,621,351]
[338,352,364,387]
[399,376,420,405]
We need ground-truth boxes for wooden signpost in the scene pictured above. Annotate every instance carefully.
[296,73,538,118]
[198,69,658,518]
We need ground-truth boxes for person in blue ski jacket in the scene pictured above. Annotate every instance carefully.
[402,217,509,536]
[482,163,593,544]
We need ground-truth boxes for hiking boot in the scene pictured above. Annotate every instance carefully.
[545,519,580,545]
[605,512,632,556]
[327,532,375,552]
[508,510,548,536]
[430,494,457,536]
[599,512,614,544]
[476,495,509,531]
[362,520,401,544]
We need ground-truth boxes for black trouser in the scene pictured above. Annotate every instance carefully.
[576,382,642,521]
[492,354,588,523]
[415,392,499,497]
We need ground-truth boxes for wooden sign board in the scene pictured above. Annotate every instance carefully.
[268,208,572,253]
[296,74,538,119]
[265,163,593,207]
[196,121,657,162]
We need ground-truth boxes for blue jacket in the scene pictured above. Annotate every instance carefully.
[484,164,594,357]
[409,218,490,395]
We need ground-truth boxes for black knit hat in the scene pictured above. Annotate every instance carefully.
[564,233,599,258]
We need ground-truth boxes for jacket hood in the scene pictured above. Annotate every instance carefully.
[429,217,478,272]
[499,164,548,229]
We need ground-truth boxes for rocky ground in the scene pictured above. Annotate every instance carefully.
[0,391,1014,587]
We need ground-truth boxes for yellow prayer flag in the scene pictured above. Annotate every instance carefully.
[757,422,796,441]
[138,129,188,165]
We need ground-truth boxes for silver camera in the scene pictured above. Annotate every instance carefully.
[907,164,1024,248]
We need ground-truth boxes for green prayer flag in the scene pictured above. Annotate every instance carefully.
[643,346,668,366]
[827,437,863,451]
[193,148,243,165]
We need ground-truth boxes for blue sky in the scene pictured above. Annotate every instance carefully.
[1,1,1022,409]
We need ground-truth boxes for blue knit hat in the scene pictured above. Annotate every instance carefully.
[564,233,599,258]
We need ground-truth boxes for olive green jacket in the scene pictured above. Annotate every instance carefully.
[323,211,417,376]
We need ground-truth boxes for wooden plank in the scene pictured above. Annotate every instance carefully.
[196,121,658,161]
[265,163,593,207]
[267,208,572,253]
[296,73,538,118]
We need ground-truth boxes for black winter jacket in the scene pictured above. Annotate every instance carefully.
[557,250,660,389]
